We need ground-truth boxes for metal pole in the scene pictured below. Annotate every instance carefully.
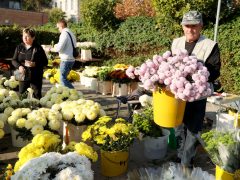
[214,0,222,42]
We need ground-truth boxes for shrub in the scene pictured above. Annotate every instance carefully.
[80,0,120,31]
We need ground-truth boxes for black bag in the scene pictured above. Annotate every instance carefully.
[66,31,79,58]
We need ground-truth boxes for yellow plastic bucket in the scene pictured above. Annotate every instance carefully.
[215,165,234,180]
[100,150,129,177]
[153,89,186,128]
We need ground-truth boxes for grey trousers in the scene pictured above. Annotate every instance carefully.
[175,124,202,167]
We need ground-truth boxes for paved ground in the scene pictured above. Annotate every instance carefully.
[0,80,218,179]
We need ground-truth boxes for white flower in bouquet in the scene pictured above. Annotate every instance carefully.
[139,94,153,107]
[0,88,8,97]
[25,119,34,130]
[82,66,100,77]
[48,119,61,130]
[16,118,27,128]
[31,124,44,135]
[75,113,86,123]
[7,115,18,126]
[85,110,98,121]
[126,49,212,101]
[62,110,74,121]
[77,41,96,49]
[51,104,61,111]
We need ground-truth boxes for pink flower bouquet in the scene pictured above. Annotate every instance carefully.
[126,49,212,102]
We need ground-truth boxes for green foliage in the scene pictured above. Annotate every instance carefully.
[203,15,240,94]
[48,8,66,24]
[97,66,113,81]
[80,0,120,31]
[133,106,162,137]
[22,0,52,11]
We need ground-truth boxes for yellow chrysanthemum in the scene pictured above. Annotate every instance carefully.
[75,142,98,162]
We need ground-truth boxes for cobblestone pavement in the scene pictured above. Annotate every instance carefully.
[0,80,218,179]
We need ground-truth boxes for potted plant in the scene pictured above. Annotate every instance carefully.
[76,42,96,60]
[132,106,170,160]
[201,129,240,179]
[82,116,139,177]
[97,66,113,95]
[126,50,213,127]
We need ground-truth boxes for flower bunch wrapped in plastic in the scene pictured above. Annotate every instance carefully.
[109,63,132,83]
[82,66,100,78]
[201,129,240,176]
[82,116,139,151]
[40,85,83,108]
[97,66,113,81]
[43,68,80,84]
[12,152,94,180]
[126,50,212,101]
[7,107,62,140]
[52,99,106,125]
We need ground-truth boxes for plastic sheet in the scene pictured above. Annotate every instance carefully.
[127,162,215,180]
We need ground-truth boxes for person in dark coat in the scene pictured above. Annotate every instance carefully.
[12,28,48,99]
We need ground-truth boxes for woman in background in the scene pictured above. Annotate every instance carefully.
[12,28,48,99]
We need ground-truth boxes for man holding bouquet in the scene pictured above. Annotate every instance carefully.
[171,10,221,168]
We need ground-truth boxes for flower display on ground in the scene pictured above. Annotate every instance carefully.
[7,108,62,140]
[82,116,139,151]
[40,85,83,108]
[126,50,212,101]
[43,68,80,84]
[0,76,19,90]
[12,152,94,180]
[201,129,240,175]
[53,99,106,126]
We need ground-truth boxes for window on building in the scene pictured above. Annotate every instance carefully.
[60,1,62,9]
[9,1,20,9]
[55,2,57,8]
[65,0,68,11]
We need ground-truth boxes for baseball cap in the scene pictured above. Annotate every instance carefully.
[181,11,203,25]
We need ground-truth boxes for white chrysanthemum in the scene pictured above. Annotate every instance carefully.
[51,104,61,111]
[21,108,32,116]
[0,89,8,96]
[25,119,35,130]
[0,120,4,129]
[0,94,5,102]
[0,129,4,139]
[77,99,86,105]
[8,81,19,89]
[139,94,153,107]
[31,125,44,135]
[36,117,47,126]
[46,101,53,108]
[75,113,86,123]
[85,100,95,106]
[48,120,61,130]
[62,111,74,121]
[16,118,26,128]
[0,113,8,123]
[7,115,18,126]
[85,110,97,121]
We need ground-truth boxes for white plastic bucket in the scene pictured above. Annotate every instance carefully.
[112,83,128,97]
[216,113,235,131]
[143,129,170,160]
[84,77,98,91]
[81,49,92,60]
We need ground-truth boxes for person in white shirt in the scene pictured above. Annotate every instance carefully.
[51,19,77,89]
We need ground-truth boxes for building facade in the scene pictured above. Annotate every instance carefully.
[52,0,80,22]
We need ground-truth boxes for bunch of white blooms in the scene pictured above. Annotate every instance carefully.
[82,66,100,77]
[53,99,106,125]
[8,107,62,138]
[139,94,153,107]
[12,152,93,180]
[0,76,19,90]
[40,85,83,108]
